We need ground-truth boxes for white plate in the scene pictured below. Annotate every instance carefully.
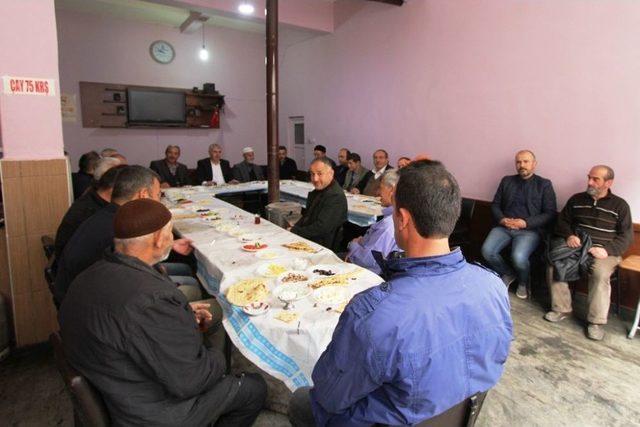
[242,302,271,316]
[241,243,269,252]
[256,262,289,278]
[307,263,356,277]
[277,270,314,286]
[238,233,264,243]
[273,283,311,302]
[313,286,351,306]
[255,249,285,260]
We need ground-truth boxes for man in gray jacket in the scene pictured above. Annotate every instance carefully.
[232,147,264,182]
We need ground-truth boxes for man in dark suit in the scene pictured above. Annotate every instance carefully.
[149,145,190,188]
[196,143,235,185]
[290,158,347,249]
[278,145,298,180]
[232,147,264,182]
[333,148,350,187]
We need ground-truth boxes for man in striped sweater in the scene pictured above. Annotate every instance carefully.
[545,165,633,341]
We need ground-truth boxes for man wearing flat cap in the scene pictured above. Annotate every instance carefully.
[59,199,267,426]
[232,147,264,182]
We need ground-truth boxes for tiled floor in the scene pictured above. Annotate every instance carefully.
[1,294,639,426]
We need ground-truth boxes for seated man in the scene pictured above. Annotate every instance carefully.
[362,149,393,197]
[333,148,350,187]
[397,156,411,168]
[544,165,633,341]
[196,143,235,185]
[59,199,266,426]
[278,145,298,179]
[481,150,557,299]
[289,160,513,426]
[54,159,123,260]
[54,166,195,305]
[71,151,100,199]
[313,144,336,168]
[291,158,347,249]
[150,145,190,188]
[346,170,399,274]
[232,147,264,182]
[342,153,372,194]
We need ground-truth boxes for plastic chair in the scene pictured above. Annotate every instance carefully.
[50,332,111,427]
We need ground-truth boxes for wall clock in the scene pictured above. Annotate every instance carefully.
[149,40,175,64]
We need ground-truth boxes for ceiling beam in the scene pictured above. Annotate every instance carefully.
[366,0,404,6]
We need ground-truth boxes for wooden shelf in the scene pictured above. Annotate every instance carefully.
[80,81,224,129]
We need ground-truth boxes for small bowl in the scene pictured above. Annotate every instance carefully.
[242,302,270,316]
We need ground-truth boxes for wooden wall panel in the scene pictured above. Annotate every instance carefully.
[0,158,70,347]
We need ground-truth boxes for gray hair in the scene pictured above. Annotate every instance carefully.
[111,165,160,203]
[100,148,118,158]
[380,169,399,188]
[93,157,121,181]
[593,165,615,181]
[208,143,222,152]
[310,157,334,169]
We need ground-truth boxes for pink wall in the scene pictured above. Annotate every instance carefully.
[280,0,640,219]
[0,0,64,160]
[57,9,267,170]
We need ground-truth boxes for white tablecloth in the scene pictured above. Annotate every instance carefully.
[164,180,383,227]
[167,196,383,391]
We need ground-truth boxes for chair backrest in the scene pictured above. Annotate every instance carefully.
[459,198,476,225]
[50,332,111,427]
[414,391,488,427]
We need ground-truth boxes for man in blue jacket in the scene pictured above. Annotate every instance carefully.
[481,150,557,299]
[288,160,513,426]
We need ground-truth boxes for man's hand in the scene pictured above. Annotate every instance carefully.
[190,302,213,330]
[588,247,609,259]
[160,182,171,189]
[566,235,581,248]
[500,218,516,229]
[511,219,527,230]
[351,236,363,245]
[350,188,360,195]
[229,179,240,185]
[204,181,216,187]
[172,238,194,255]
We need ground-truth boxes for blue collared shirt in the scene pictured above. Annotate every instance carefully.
[347,206,399,274]
[310,249,513,426]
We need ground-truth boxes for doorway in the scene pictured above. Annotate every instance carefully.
[289,116,305,169]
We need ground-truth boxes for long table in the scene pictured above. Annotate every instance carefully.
[164,180,383,227]
[166,196,383,391]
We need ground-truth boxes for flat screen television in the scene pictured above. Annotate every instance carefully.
[127,89,186,125]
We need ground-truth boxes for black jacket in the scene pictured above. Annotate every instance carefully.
[150,159,190,187]
[54,188,109,260]
[59,250,238,426]
[547,229,593,282]
[491,174,557,232]
[291,180,347,249]
[279,157,298,180]
[195,158,233,184]
[71,171,93,200]
[54,203,118,305]
[334,164,348,187]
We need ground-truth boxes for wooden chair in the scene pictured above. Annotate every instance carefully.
[450,198,476,258]
[377,391,488,427]
[618,255,640,339]
[50,332,111,427]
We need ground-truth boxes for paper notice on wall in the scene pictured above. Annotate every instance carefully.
[2,76,56,96]
[61,93,77,122]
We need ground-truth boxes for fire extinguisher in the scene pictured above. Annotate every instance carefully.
[210,107,220,128]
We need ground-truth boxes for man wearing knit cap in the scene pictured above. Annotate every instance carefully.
[232,146,264,182]
[60,199,267,427]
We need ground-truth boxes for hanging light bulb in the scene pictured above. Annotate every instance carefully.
[238,3,255,15]
[199,22,209,61]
